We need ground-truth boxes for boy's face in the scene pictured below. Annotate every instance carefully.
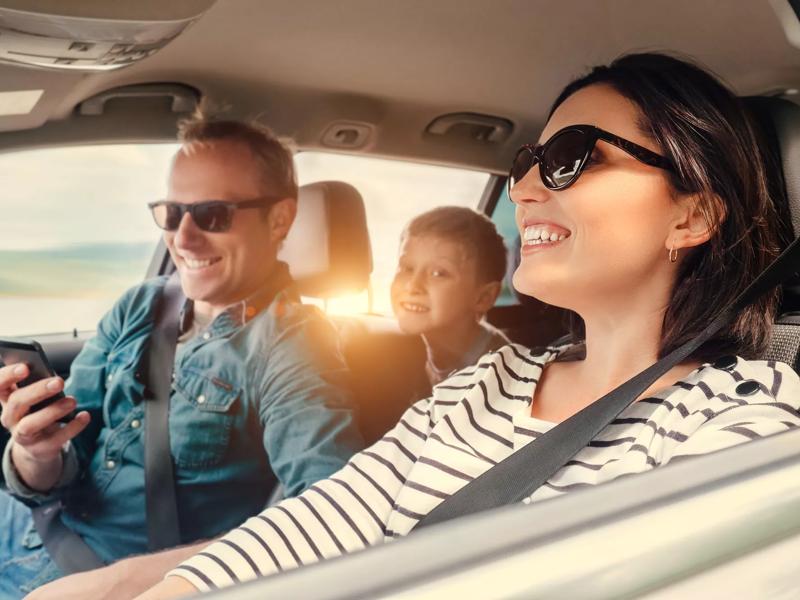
[391,234,497,337]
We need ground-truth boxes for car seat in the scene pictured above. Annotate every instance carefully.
[746,97,800,371]
[284,181,429,446]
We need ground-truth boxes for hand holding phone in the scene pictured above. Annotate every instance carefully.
[0,340,76,423]
[0,340,91,491]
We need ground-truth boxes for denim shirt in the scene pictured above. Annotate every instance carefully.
[4,264,364,563]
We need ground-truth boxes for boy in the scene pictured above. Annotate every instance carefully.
[391,206,510,386]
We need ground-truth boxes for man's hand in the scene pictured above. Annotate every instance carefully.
[0,363,90,491]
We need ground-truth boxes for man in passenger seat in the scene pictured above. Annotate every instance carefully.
[391,206,510,390]
[0,110,364,597]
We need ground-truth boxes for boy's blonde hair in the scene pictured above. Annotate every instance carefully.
[402,206,507,283]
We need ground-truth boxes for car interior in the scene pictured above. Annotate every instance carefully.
[2,0,800,596]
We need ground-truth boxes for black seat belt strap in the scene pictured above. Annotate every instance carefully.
[416,235,800,529]
[30,275,185,571]
[31,501,104,573]
[144,274,184,550]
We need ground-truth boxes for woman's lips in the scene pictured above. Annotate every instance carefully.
[521,222,571,253]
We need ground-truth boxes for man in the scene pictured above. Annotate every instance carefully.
[0,112,364,598]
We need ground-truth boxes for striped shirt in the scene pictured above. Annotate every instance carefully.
[170,344,800,590]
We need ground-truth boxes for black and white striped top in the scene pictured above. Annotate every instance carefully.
[170,344,800,591]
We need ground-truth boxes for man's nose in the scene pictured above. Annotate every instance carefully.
[172,211,203,246]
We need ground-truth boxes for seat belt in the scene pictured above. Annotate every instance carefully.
[31,501,104,573]
[31,274,185,572]
[144,273,184,551]
[416,235,800,530]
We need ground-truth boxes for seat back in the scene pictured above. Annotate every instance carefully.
[285,180,428,445]
[280,180,372,297]
[745,96,800,370]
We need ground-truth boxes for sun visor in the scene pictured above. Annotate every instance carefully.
[0,0,216,71]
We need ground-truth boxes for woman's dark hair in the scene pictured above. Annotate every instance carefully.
[551,52,786,360]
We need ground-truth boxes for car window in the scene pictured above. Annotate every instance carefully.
[295,151,491,315]
[0,143,180,337]
[489,185,519,306]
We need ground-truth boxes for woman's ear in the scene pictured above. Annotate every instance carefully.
[269,198,297,242]
[667,193,724,251]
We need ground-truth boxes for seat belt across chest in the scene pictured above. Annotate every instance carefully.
[144,273,184,551]
[416,234,800,529]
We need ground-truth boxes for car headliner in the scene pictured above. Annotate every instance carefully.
[0,0,799,172]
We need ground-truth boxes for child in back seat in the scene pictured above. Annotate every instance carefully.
[391,206,510,387]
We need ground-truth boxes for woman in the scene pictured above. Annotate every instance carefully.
[128,52,800,597]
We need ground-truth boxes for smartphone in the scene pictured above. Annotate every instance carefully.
[0,339,75,423]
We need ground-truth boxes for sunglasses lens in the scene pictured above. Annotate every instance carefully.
[509,147,535,191]
[150,204,183,231]
[541,129,590,189]
[194,203,233,232]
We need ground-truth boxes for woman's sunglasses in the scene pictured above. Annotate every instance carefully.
[508,124,674,194]
[147,197,281,233]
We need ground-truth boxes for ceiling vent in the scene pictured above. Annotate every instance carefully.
[0,0,216,71]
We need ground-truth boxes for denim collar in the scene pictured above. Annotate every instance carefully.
[179,261,296,336]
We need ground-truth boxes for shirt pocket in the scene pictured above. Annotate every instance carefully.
[170,369,241,469]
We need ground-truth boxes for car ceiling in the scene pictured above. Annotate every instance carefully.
[1,0,799,173]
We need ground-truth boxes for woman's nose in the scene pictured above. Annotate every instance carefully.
[509,167,550,205]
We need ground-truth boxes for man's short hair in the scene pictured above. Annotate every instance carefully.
[403,206,507,283]
[177,105,298,200]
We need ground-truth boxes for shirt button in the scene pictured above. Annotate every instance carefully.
[197,394,206,404]
[130,419,141,429]
[522,497,532,505]
[107,374,113,382]
[202,332,211,341]
[712,355,738,371]
[105,460,116,469]
[735,380,760,396]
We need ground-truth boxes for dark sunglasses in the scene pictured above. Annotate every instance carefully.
[508,124,674,194]
[147,196,282,233]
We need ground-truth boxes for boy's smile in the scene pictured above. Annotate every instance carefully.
[391,234,485,337]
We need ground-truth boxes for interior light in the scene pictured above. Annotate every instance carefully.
[0,89,42,115]
[0,2,216,72]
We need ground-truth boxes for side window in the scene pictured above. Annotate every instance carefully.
[295,152,491,315]
[0,143,180,337]
[490,186,519,306]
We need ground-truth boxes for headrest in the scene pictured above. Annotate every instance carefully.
[744,96,800,239]
[745,97,800,311]
[279,180,373,298]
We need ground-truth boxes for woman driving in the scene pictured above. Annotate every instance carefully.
[51,51,800,599]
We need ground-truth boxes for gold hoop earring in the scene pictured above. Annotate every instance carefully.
[668,243,678,263]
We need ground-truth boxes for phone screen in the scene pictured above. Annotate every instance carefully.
[0,340,75,423]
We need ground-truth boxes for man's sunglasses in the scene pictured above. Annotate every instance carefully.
[147,197,282,233]
[508,124,674,194]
